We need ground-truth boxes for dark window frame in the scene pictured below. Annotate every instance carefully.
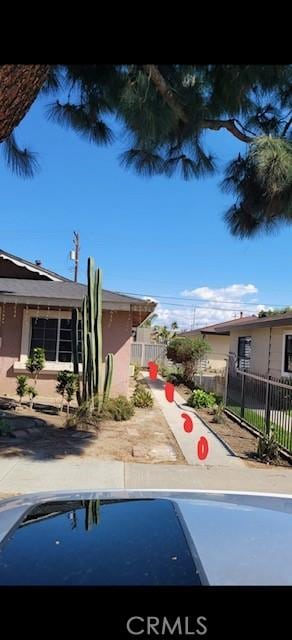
[284,334,292,374]
[237,336,251,371]
[30,317,82,363]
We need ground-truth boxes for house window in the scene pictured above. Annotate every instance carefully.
[238,336,251,370]
[30,318,82,363]
[284,335,292,374]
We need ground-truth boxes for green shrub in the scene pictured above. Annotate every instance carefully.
[16,375,28,405]
[211,402,225,423]
[133,364,141,381]
[66,401,98,430]
[26,347,45,384]
[257,431,279,463]
[27,385,38,409]
[158,364,169,378]
[132,384,153,408]
[56,370,77,414]
[187,389,216,409]
[166,372,184,386]
[101,395,135,421]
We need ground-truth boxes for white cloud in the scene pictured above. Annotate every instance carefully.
[153,283,264,331]
[181,284,258,302]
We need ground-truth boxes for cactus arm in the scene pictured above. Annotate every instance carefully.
[88,257,96,392]
[82,297,88,402]
[103,353,113,404]
[95,267,103,410]
[71,307,81,405]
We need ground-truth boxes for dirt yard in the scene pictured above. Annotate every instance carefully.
[175,384,292,469]
[0,383,185,465]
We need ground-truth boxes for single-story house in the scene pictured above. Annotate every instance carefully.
[228,312,292,379]
[181,312,292,379]
[179,315,256,372]
[0,249,155,399]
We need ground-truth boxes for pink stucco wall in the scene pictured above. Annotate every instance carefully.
[0,305,132,399]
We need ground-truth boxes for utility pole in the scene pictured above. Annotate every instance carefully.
[191,307,196,330]
[73,231,80,282]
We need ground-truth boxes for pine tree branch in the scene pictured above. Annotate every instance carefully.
[142,65,188,123]
[282,116,292,137]
[202,119,252,143]
[143,65,253,143]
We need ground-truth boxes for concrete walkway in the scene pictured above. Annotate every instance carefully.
[1,374,292,497]
[143,373,244,467]
[0,456,292,495]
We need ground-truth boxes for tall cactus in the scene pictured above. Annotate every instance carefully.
[95,267,103,413]
[71,258,114,411]
[82,297,88,402]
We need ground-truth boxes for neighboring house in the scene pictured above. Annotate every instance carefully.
[133,327,154,343]
[228,312,292,378]
[0,249,155,399]
[180,315,256,372]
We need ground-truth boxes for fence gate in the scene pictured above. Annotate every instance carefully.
[130,342,167,367]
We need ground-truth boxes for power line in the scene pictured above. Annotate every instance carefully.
[115,289,292,309]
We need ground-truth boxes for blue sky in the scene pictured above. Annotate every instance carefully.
[1,92,292,329]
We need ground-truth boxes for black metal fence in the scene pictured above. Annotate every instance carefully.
[226,368,292,453]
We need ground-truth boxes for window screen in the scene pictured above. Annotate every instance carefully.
[238,336,251,370]
[284,335,292,374]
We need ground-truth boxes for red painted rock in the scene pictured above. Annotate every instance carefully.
[164,382,175,403]
[148,361,158,380]
[181,413,193,433]
[197,436,209,460]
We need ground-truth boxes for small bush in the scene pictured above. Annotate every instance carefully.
[187,389,216,409]
[211,402,225,423]
[257,431,279,463]
[158,364,171,378]
[27,385,38,409]
[133,364,141,381]
[101,395,135,421]
[166,372,184,386]
[16,375,28,405]
[66,401,98,430]
[132,384,153,408]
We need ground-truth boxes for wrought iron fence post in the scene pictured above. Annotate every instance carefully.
[223,359,229,406]
[240,373,245,419]
[265,375,271,437]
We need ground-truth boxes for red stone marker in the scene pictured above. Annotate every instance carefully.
[197,436,209,460]
[181,413,193,433]
[164,382,175,403]
[148,361,158,380]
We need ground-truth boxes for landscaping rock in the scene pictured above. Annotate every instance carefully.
[127,428,139,437]
[0,398,17,410]
[132,443,177,462]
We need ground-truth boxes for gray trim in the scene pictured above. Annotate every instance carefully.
[0,294,131,310]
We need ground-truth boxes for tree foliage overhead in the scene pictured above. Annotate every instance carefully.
[1,64,292,237]
[258,306,292,317]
